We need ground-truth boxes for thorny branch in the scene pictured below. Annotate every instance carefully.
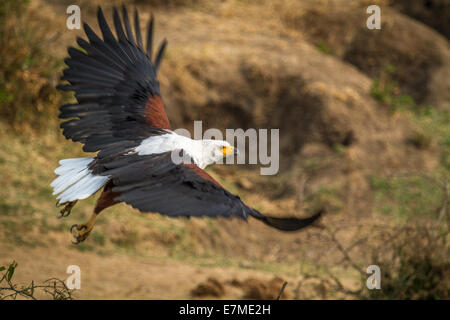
[0,261,73,300]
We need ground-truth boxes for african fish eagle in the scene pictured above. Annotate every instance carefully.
[51,6,321,244]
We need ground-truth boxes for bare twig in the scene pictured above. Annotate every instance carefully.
[328,229,365,276]
[277,281,288,300]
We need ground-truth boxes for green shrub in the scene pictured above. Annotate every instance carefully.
[370,175,444,219]
[365,225,449,300]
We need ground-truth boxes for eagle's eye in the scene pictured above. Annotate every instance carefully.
[222,145,234,156]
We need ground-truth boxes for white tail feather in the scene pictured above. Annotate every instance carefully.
[51,157,109,204]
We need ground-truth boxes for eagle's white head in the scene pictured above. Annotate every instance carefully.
[199,139,238,168]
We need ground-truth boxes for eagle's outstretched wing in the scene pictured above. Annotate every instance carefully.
[58,6,321,232]
[95,151,322,231]
[58,6,169,155]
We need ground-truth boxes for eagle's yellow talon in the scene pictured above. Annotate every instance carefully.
[59,201,77,218]
[70,212,97,244]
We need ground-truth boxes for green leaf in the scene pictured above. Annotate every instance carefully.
[7,268,14,281]
[7,262,17,281]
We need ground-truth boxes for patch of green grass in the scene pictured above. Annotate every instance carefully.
[317,43,334,55]
[92,231,106,246]
[73,243,94,252]
[369,64,430,114]
[165,226,197,257]
[370,175,444,219]
[206,220,220,234]
[37,186,53,200]
[306,186,343,213]
[407,130,432,150]
[413,108,450,170]
[111,229,139,248]
[370,79,420,113]
[0,220,17,230]
[332,143,347,155]
[370,65,449,172]
[0,203,15,216]
[171,251,332,279]
[39,216,69,233]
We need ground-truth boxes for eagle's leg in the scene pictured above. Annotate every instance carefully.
[70,181,119,244]
[71,212,97,244]
[59,200,78,218]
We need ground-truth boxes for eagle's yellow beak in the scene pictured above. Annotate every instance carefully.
[222,145,237,156]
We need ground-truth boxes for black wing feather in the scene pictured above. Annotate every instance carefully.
[113,8,127,42]
[134,8,143,49]
[59,6,169,157]
[97,7,117,45]
[121,6,135,45]
[93,151,321,231]
[146,14,154,58]
[154,39,167,72]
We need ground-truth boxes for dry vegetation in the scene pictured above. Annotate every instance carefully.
[0,261,73,300]
[0,0,448,299]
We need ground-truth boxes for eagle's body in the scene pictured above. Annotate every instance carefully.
[51,6,320,243]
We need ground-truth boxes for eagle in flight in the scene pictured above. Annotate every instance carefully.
[51,6,321,244]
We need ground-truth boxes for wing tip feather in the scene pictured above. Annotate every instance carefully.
[252,208,323,232]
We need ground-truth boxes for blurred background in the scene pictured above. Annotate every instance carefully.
[0,0,448,299]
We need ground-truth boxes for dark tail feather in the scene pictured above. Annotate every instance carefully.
[250,209,323,231]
